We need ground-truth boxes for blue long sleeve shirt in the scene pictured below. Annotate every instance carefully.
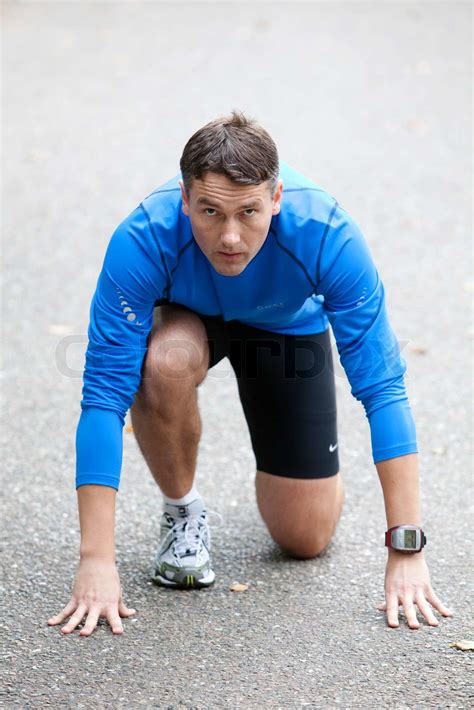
[76,160,418,490]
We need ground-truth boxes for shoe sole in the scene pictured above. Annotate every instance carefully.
[151,569,216,589]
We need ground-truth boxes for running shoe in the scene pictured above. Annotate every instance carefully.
[151,496,223,589]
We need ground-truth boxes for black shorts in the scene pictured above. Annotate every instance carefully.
[154,306,339,479]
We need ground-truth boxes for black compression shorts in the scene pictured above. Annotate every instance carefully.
[153,306,340,480]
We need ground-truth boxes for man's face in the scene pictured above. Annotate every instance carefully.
[180,171,283,276]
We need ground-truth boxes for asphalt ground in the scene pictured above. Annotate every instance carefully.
[1,2,472,708]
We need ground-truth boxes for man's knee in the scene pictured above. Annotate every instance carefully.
[133,336,207,413]
[144,327,207,382]
[145,339,205,380]
[255,470,344,559]
[272,526,334,559]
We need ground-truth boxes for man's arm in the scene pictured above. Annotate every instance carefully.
[315,203,452,627]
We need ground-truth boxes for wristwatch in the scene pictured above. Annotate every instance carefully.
[385,525,427,553]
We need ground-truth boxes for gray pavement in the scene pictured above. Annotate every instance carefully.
[1,1,472,707]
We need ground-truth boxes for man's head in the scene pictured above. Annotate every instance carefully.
[179,110,283,276]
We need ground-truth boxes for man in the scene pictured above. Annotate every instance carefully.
[48,111,452,637]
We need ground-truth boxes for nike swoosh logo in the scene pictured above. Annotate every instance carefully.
[329,443,338,452]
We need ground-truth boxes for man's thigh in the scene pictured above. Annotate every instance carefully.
[226,322,340,479]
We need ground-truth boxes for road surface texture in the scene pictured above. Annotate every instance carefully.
[1,1,472,708]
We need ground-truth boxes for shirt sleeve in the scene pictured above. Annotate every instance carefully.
[75,204,168,490]
[315,202,418,464]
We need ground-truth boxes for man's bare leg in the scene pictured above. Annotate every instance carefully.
[130,305,210,498]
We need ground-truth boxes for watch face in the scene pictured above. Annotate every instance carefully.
[390,527,421,551]
[403,529,417,549]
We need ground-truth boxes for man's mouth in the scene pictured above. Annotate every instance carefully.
[218,251,243,260]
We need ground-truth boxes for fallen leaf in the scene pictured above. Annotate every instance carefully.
[409,344,428,355]
[449,640,474,651]
[405,118,427,136]
[125,425,134,433]
[229,582,249,592]
[255,18,272,31]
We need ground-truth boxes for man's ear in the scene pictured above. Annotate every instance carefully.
[179,179,189,216]
[272,179,283,215]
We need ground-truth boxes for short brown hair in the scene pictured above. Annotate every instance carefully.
[180,109,279,197]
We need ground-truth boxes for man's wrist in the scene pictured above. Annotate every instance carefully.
[80,547,116,563]
[387,546,425,559]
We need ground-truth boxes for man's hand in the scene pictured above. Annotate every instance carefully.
[47,558,136,636]
[377,550,453,629]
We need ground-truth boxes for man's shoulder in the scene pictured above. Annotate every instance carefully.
[141,173,182,209]
[106,172,184,261]
[144,171,183,198]
[140,171,183,222]
[279,160,338,226]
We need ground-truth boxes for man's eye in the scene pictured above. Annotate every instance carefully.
[204,208,217,216]
[243,209,256,216]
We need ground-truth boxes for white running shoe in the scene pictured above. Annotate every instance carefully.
[151,497,223,589]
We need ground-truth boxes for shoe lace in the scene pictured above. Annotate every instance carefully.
[162,509,223,560]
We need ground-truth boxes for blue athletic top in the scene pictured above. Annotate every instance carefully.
[76,160,418,490]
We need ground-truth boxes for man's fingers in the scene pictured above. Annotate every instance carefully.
[52,600,134,635]
[60,604,88,634]
[402,597,420,629]
[47,599,77,626]
[118,600,137,618]
[106,608,124,634]
[79,607,101,637]
[425,589,453,617]
[415,592,439,626]
[385,593,400,628]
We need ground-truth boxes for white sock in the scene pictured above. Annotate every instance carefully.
[163,481,201,507]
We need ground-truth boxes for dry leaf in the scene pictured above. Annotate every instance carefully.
[409,345,428,355]
[229,582,249,592]
[405,118,427,136]
[125,425,134,433]
[255,18,272,32]
[449,640,474,651]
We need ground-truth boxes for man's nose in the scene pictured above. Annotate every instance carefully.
[220,226,241,248]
